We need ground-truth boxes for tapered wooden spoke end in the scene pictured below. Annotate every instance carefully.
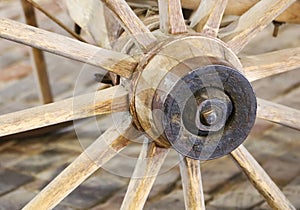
[158,0,187,34]
[220,0,296,53]
[257,98,300,131]
[179,156,206,210]
[242,47,300,82]
[23,119,140,210]
[190,0,227,37]
[121,141,169,210]
[230,145,295,210]
[0,86,128,137]
[101,0,157,51]
[0,18,136,78]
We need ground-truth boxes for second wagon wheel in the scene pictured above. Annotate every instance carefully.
[0,0,300,209]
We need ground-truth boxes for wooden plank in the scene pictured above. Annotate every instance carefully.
[66,0,119,48]
[21,0,53,104]
[257,98,300,131]
[241,47,300,82]
[0,18,137,78]
[179,156,206,210]
[23,118,140,210]
[0,86,128,137]
[158,0,187,34]
[219,0,296,53]
[181,0,300,24]
[230,145,296,210]
[120,141,170,210]
[190,0,227,37]
[101,0,157,51]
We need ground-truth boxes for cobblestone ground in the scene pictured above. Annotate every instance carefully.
[0,1,300,209]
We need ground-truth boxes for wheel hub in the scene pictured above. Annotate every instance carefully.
[131,35,257,160]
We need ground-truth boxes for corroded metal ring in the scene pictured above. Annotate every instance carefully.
[154,63,257,160]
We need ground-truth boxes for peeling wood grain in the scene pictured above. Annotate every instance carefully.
[121,141,169,210]
[0,18,137,78]
[0,86,128,137]
[231,145,296,210]
[158,0,187,34]
[101,0,157,51]
[190,0,227,37]
[241,47,300,82]
[257,98,300,131]
[219,0,296,53]
[180,156,206,210]
[23,119,140,210]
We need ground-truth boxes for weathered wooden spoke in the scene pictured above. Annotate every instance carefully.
[0,18,137,78]
[23,119,140,210]
[242,47,300,82]
[190,0,228,37]
[101,0,157,51]
[179,156,206,210]
[257,98,300,131]
[158,0,187,34]
[121,141,170,210]
[182,0,300,24]
[230,145,296,210]
[21,0,53,104]
[0,86,128,137]
[220,0,296,53]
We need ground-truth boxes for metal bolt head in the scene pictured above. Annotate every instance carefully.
[194,99,231,132]
[200,109,218,126]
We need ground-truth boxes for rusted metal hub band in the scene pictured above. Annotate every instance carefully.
[154,63,257,160]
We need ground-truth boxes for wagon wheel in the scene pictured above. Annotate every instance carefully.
[0,0,300,209]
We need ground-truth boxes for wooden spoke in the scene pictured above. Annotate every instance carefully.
[0,18,137,78]
[190,0,228,37]
[182,0,300,23]
[21,0,53,104]
[101,0,157,51]
[158,0,187,34]
[241,47,300,82]
[23,119,140,210]
[179,156,206,210]
[230,145,295,210]
[25,0,87,43]
[219,0,296,53]
[121,141,170,210]
[257,98,300,131]
[0,86,128,137]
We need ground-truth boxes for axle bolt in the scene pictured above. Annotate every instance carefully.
[201,109,218,126]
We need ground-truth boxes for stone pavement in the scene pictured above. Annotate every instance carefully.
[0,1,299,209]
